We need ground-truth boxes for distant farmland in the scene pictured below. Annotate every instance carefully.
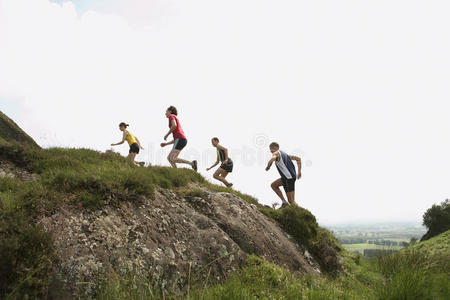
[342,243,403,254]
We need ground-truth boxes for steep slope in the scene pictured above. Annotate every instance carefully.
[0,112,340,298]
[0,146,332,298]
[0,111,39,147]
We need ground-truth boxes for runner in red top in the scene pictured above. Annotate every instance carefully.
[168,114,186,140]
[160,106,197,170]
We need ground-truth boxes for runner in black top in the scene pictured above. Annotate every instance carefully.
[206,137,233,187]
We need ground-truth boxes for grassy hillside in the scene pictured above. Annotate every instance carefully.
[2,144,448,299]
[0,144,340,298]
[410,229,450,260]
[373,230,450,300]
[0,111,39,147]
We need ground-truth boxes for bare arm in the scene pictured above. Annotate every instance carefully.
[164,119,177,140]
[111,131,127,146]
[290,155,302,179]
[265,153,279,171]
[207,159,220,171]
[135,137,144,150]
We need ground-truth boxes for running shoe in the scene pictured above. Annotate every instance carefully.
[280,202,290,209]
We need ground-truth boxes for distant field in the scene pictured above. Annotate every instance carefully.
[343,243,404,254]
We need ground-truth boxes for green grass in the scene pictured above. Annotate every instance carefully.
[95,245,449,300]
[410,229,450,260]
[375,249,449,299]
[96,254,380,300]
[0,207,55,299]
[176,187,209,199]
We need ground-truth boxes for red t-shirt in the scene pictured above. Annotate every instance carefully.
[168,114,186,140]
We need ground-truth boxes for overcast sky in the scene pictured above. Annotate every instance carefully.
[1,0,449,225]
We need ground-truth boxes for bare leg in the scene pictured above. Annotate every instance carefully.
[213,168,231,186]
[271,179,287,202]
[127,152,139,165]
[168,149,193,168]
[286,191,297,206]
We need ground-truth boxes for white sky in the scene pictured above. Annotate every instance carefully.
[1,0,449,225]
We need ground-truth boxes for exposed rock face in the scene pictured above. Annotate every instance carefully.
[39,185,320,297]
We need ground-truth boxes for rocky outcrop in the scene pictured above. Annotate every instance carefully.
[39,185,320,298]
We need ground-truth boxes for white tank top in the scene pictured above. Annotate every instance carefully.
[275,150,294,179]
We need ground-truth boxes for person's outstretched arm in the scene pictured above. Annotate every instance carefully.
[111,131,127,146]
[135,137,144,150]
[164,119,177,141]
[290,155,302,179]
[265,152,279,171]
[207,159,220,171]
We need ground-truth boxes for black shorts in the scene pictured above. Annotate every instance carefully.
[281,178,295,192]
[220,159,233,173]
[129,142,140,154]
[173,138,187,151]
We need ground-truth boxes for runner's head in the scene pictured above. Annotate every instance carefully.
[166,106,178,117]
[269,142,279,153]
[119,122,129,131]
[211,137,219,147]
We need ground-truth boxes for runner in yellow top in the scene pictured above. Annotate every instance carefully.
[125,131,137,145]
[111,122,145,166]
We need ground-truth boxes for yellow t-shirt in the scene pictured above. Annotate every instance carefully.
[125,131,137,146]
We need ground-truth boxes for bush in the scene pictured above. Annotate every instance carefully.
[421,199,450,241]
[261,205,318,247]
[309,228,342,273]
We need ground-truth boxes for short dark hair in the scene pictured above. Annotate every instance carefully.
[167,106,178,116]
[119,122,129,128]
[269,142,279,149]
[212,137,220,142]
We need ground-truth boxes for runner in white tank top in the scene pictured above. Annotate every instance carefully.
[266,142,302,208]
